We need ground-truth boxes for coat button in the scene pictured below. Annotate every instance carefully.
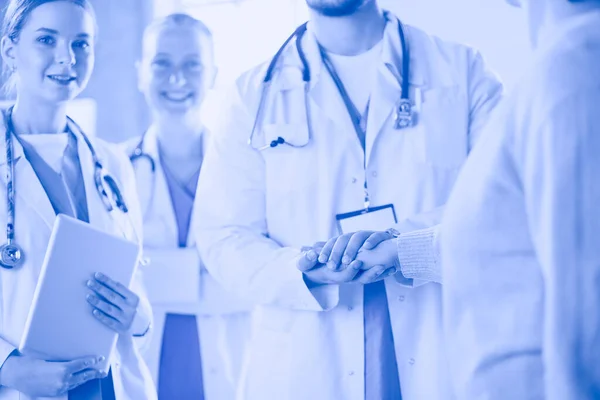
[351,178,357,183]
[398,295,405,302]
[349,371,355,376]
[347,306,353,311]
[408,358,415,365]
[372,171,378,177]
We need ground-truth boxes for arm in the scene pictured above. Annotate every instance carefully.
[522,92,600,399]
[392,49,504,286]
[193,82,338,312]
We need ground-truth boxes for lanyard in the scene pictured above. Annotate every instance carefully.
[4,109,16,247]
[319,47,372,209]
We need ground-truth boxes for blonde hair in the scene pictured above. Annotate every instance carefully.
[141,13,214,59]
[1,0,97,95]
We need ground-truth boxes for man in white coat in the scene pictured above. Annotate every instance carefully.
[195,0,503,399]
[122,14,251,400]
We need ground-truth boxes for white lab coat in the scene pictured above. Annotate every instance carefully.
[122,127,251,400]
[0,118,157,400]
[195,13,503,400]
[441,11,600,400]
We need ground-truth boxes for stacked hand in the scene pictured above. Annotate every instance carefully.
[297,231,400,286]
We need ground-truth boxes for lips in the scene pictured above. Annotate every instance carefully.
[161,92,194,103]
[47,74,76,85]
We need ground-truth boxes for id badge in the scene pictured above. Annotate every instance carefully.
[336,204,397,234]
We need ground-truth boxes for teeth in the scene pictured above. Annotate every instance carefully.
[163,93,191,102]
[49,75,74,82]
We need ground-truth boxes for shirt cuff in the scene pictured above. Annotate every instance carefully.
[0,339,16,373]
[396,226,441,285]
[130,307,151,337]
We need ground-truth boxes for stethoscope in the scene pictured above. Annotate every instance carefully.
[128,132,156,220]
[249,12,413,151]
[0,106,130,269]
[129,133,156,173]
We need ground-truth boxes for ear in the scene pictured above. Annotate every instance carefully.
[1,36,16,70]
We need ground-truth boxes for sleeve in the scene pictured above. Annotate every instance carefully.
[0,338,16,370]
[391,49,504,287]
[522,91,600,399]
[193,82,338,312]
[114,149,153,351]
[466,48,505,151]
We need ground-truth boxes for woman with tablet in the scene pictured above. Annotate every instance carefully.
[0,0,156,399]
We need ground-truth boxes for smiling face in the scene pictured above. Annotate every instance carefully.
[1,0,96,103]
[138,21,216,120]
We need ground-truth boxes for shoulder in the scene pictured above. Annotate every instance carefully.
[404,23,502,89]
[514,33,600,136]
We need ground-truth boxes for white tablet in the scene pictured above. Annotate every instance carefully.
[19,214,140,373]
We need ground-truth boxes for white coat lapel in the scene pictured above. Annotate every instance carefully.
[0,122,56,231]
[71,123,114,235]
[365,16,427,167]
[270,25,363,159]
[185,130,209,248]
[302,27,364,153]
[143,127,178,248]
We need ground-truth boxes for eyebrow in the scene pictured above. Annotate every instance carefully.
[35,28,91,38]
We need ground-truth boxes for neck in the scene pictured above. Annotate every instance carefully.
[527,0,600,48]
[309,0,386,55]
[11,96,67,135]
[153,115,204,160]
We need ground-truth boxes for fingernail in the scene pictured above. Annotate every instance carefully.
[86,294,94,301]
[328,261,337,270]
[353,261,363,270]
[95,272,104,279]
[306,251,317,261]
[318,255,327,263]
[86,280,93,287]
[98,356,105,362]
[342,256,351,264]
[93,310,100,316]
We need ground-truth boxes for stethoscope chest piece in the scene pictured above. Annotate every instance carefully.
[394,98,414,130]
[0,242,24,269]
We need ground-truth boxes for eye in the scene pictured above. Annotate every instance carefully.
[151,59,171,70]
[184,60,203,71]
[73,40,90,50]
[36,35,55,46]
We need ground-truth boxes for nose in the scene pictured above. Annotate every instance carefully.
[168,69,186,87]
[56,42,75,66]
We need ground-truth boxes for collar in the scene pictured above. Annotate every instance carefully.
[140,124,210,162]
[271,10,456,93]
[537,9,600,54]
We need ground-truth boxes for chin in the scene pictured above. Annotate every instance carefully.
[45,91,78,105]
